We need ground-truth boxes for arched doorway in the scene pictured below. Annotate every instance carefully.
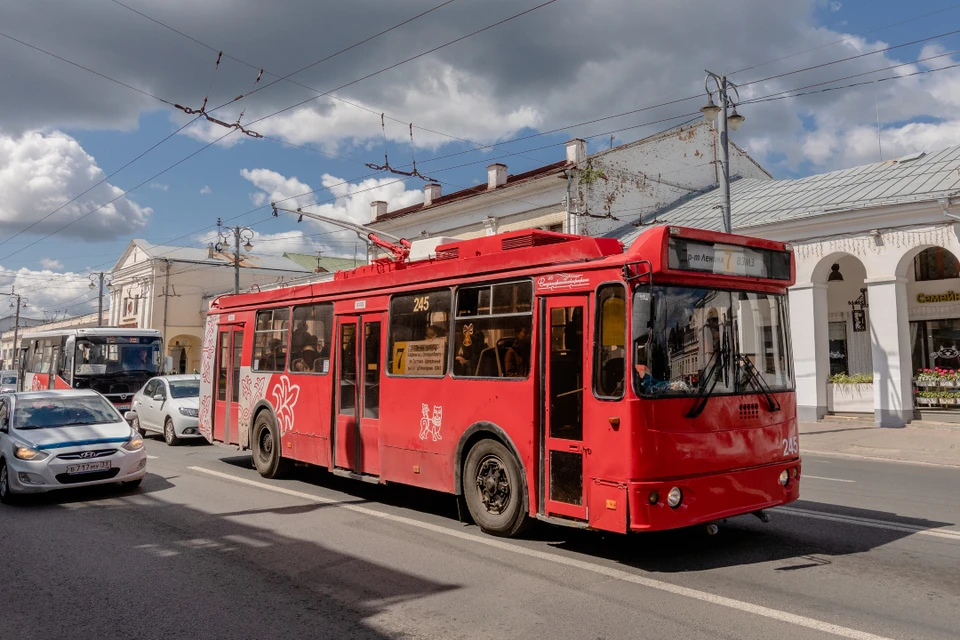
[167,334,201,375]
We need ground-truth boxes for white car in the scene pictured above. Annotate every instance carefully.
[0,390,146,504]
[129,375,201,446]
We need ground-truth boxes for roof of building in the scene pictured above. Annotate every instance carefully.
[374,160,569,224]
[613,146,960,243]
[123,239,311,272]
[282,253,362,272]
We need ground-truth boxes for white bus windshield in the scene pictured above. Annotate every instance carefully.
[75,337,161,376]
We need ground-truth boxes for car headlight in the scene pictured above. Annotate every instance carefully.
[179,407,199,418]
[14,445,48,461]
[122,431,144,452]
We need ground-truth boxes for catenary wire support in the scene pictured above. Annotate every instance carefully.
[364,115,438,182]
[173,51,264,138]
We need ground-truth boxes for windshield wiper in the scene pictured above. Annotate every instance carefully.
[735,354,781,412]
[686,347,727,418]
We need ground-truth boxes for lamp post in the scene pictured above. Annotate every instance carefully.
[700,70,745,234]
[1,288,27,370]
[88,272,113,327]
[216,218,255,294]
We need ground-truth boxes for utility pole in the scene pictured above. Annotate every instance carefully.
[216,218,254,294]
[2,288,27,370]
[88,272,112,327]
[700,71,745,234]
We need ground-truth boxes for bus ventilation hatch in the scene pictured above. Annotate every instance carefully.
[501,232,572,251]
[435,247,459,261]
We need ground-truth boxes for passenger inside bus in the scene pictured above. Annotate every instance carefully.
[455,324,484,376]
[504,326,530,377]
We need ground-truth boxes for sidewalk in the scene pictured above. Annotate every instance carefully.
[800,419,960,468]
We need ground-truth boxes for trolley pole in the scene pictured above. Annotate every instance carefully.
[2,288,27,370]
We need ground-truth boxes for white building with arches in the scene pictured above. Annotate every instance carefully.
[611,147,960,427]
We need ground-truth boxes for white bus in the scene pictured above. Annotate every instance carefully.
[18,328,163,412]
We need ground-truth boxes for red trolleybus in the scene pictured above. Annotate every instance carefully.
[199,226,800,536]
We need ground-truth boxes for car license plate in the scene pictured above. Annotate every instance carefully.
[115,404,131,411]
[66,461,111,474]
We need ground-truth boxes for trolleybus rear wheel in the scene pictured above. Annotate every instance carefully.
[252,411,291,479]
[463,439,528,537]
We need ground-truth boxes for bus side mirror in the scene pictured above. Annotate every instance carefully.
[164,356,174,373]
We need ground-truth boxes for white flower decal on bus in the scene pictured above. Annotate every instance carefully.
[271,375,300,436]
[30,375,44,391]
[199,396,212,437]
[419,403,443,442]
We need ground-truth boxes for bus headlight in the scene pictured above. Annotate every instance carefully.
[779,470,790,486]
[666,487,683,508]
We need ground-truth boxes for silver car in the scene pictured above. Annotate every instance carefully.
[128,375,202,446]
[0,370,17,394]
[0,390,147,504]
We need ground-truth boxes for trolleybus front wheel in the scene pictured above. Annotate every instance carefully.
[252,411,292,479]
[463,439,528,537]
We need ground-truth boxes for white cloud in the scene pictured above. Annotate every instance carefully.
[0,131,150,240]
[149,182,169,191]
[240,168,316,210]
[0,266,99,317]
[830,2,842,12]
[200,185,212,195]
[39,258,63,269]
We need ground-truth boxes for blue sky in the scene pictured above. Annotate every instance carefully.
[3,0,960,316]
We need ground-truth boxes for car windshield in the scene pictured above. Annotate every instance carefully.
[169,380,199,399]
[632,286,792,397]
[14,396,120,430]
[1,376,16,385]
[75,337,161,376]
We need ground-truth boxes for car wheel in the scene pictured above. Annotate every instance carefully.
[131,414,146,437]
[121,478,142,490]
[0,460,16,505]
[462,439,529,537]
[163,418,180,446]
[252,411,291,479]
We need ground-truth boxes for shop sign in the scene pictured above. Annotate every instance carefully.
[917,291,960,304]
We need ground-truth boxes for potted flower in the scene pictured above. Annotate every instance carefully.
[917,390,937,406]
[915,369,940,388]
[827,372,874,413]
[945,370,959,388]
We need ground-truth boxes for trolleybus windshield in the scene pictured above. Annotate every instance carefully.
[74,336,162,378]
[632,286,792,398]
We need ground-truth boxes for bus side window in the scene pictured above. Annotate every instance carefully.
[289,303,333,374]
[387,289,451,377]
[253,308,290,372]
[594,284,626,399]
[453,281,533,379]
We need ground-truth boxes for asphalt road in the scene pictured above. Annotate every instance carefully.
[1,441,958,640]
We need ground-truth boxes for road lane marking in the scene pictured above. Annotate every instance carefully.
[803,449,960,469]
[147,455,158,459]
[777,507,960,541]
[803,475,855,483]
[190,466,894,640]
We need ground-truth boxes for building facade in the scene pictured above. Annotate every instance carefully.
[369,122,769,247]
[612,146,960,427]
[108,240,311,374]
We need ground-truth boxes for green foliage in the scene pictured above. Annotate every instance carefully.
[579,163,606,185]
[828,372,873,384]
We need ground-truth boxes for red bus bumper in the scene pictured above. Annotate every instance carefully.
[627,459,801,532]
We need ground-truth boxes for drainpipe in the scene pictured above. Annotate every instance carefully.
[565,170,574,234]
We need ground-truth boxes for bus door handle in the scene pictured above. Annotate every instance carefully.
[567,444,591,454]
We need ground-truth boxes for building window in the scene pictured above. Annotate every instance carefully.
[388,290,451,376]
[912,319,960,372]
[253,308,289,372]
[914,247,960,281]
[828,321,848,376]
[454,280,532,378]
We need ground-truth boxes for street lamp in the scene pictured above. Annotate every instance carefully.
[88,272,113,327]
[215,218,256,295]
[1,288,27,370]
[702,70,745,234]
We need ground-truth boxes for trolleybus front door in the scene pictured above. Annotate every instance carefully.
[335,314,383,476]
[542,296,588,520]
[214,325,244,445]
